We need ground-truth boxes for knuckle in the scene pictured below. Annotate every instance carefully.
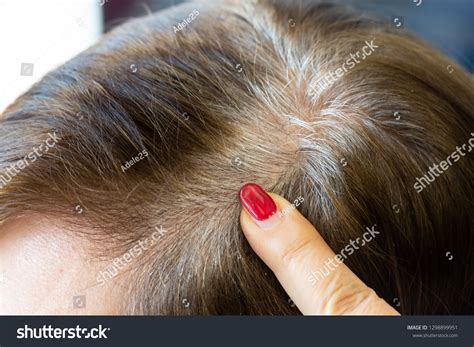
[320,274,377,315]
[277,236,316,271]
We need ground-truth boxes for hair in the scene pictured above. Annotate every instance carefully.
[1,0,473,315]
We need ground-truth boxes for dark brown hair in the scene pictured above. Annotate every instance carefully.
[1,0,473,314]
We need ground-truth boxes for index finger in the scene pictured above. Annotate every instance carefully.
[239,183,399,315]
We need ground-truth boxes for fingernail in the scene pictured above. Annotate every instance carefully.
[239,183,278,228]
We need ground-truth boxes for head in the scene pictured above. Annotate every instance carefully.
[0,0,473,315]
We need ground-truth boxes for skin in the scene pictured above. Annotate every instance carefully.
[239,190,399,315]
[0,216,125,314]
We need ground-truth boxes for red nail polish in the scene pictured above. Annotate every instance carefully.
[239,183,277,221]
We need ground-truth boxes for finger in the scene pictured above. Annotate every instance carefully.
[238,183,399,315]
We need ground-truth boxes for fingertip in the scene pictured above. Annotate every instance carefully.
[237,184,311,265]
[238,184,292,233]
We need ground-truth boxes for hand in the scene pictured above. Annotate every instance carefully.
[238,183,399,315]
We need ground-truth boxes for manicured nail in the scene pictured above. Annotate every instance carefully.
[239,183,277,223]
